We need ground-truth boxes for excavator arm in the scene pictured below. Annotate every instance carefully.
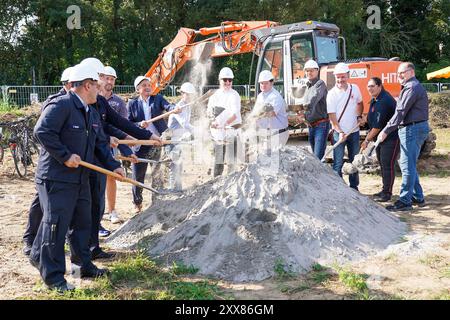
[144,21,279,95]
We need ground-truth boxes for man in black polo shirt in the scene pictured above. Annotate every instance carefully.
[377,62,429,211]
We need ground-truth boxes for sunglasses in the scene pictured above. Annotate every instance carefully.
[221,78,233,83]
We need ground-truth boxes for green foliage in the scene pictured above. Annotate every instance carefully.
[171,261,199,275]
[337,268,369,293]
[273,258,296,280]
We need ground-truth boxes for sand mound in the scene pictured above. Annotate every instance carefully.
[107,146,406,282]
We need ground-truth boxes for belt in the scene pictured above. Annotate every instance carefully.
[307,118,329,127]
[399,120,426,128]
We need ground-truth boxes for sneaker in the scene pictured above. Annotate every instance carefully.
[109,211,121,224]
[98,226,111,238]
[373,193,391,202]
[412,198,426,207]
[386,200,413,212]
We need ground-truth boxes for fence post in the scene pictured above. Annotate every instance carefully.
[1,85,9,104]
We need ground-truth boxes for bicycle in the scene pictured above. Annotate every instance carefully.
[0,116,40,177]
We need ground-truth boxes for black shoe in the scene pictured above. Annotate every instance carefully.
[23,244,32,256]
[374,193,391,202]
[91,249,115,260]
[372,191,384,198]
[386,200,413,212]
[29,258,39,271]
[46,281,75,293]
[412,198,426,207]
[80,266,110,279]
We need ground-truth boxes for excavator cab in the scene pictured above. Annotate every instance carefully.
[254,21,343,107]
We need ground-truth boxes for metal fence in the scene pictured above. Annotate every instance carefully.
[0,84,255,107]
[1,83,448,108]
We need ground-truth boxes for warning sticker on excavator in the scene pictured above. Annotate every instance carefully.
[349,68,368,79]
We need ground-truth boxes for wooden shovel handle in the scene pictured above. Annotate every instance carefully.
[117,139,172,146]
[78,160,159,193]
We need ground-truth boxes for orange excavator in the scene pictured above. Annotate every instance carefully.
[144,20,403,127]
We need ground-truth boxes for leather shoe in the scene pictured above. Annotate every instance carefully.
[372,191,384,198]
[373,193,391,202]
[386,200,413,212]
[23,244,32,256]
[91,249,115,260]
[412,198,426,207]
[80,266,110,278]
[29,258,39,271]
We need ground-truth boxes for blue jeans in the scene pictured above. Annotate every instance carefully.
[398,121,429,205]
[308,121,330,160]
[333,131,360,190]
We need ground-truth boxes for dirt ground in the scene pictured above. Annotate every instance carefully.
[0,139,449,300]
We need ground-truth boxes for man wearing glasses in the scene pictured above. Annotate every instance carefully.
[377,62,429,211]
[207,67,242,177]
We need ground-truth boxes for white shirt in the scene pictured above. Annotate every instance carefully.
[140,96,160,137]
[168,99,194,139]
[252,88,288,130]
[326,84,362,134]
[207,88,242,127]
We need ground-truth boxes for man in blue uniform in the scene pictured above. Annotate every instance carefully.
[30,64,124,292]
[22,66,73,256]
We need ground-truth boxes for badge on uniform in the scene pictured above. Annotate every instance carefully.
[72,125,80,129]
[92,123,99,128]
[102,114,107,121]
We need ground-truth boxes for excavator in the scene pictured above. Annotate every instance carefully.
[143,20,435,155]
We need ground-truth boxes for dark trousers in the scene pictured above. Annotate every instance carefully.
[89,171,106,253]
[131,162,149,206]
[30,180,94,287]
[376,137,400,195]
[132,148,161,205]
[23,191,43,247]
[213,137,237,177]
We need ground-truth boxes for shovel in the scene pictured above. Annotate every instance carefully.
[142,89,217,125]
[342,139,381,175]
[79,160,161,194]
[115,155,171,164]
[320,123,361,163]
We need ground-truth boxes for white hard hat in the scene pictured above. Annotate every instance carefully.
[304,60,319,70]
[258,70,274,82]
[134,75,150,90]
[218,67,234,79]
[60,67,73,82]
[180,82,196,94]
[68,64,99,82]
[103,66,117,78]
[80,57,105,75]
[333,62,350,75]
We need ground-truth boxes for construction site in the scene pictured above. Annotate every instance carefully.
[0,1,449,303]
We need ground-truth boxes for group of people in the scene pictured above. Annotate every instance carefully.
[23,55,429,293]
[300,60,429,211]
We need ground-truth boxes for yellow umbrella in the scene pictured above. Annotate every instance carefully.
[426,66,450,80]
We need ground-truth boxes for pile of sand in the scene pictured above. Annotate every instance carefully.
[107,146,406,282]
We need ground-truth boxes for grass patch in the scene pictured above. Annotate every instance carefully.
[171,261,199,275]
[336,267,369,297]
[273,258,296,280]
[27,252,229,300]
[433,290,450,300]
[0,102,24,116]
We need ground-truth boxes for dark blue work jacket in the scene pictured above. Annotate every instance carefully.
[34,92,120,184]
